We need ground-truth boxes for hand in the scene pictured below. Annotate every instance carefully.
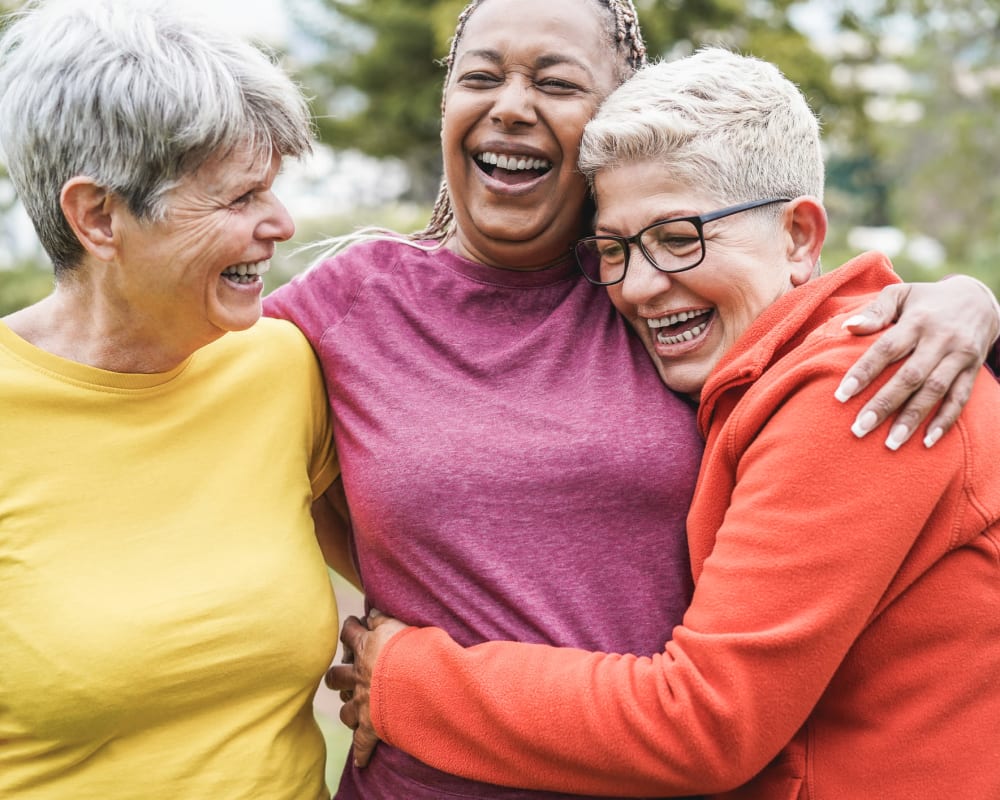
[834,276,1000,449]
[325,610,408,768]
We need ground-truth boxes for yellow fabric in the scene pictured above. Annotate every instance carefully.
[0,317,339,799]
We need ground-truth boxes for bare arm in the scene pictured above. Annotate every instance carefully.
[312,476,362,590]
[836,275,1000,449]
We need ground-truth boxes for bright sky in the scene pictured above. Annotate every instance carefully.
[174,0,291,45]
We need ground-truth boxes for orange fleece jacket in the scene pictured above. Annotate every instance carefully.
[369,252,1000,798]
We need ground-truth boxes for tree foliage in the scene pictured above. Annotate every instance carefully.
[294,0,848,203]
[291,0,999,288]
[289,0,461,199]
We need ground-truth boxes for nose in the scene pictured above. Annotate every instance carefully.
[490,76,537,128]
[258,191,295,243]
[618,246,673,306]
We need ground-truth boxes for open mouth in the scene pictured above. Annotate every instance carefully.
[475,151,552,185]
[222,260,270,285]
[647,308,713,345]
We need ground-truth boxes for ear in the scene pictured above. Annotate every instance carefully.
[60,177,120,262]
[782,196,827,287]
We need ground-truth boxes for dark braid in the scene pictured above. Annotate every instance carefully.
[412,0,647,244]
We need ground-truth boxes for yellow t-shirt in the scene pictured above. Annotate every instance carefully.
[0,318,339,799]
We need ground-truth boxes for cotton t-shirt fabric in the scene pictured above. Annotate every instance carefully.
[265,239,704,800]
[363,252,1000,798]
[0,318,339,799]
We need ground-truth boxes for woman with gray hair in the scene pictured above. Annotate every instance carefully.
[330,48,1000,799]
[0,1,344,797]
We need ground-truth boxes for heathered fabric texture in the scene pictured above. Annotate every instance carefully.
[266,239,703,799]
[364,253,1000,799]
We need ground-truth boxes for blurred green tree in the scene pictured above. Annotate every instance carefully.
[288,0,464,201]
[292,0,854,204]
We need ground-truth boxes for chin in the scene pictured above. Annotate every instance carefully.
[212,304,263,334]
[661,367,708,400]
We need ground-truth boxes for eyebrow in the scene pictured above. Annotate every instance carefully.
[596,210,700,237]
[460,48,594,76]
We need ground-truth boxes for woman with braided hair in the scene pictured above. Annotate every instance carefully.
[267,1,1000,797]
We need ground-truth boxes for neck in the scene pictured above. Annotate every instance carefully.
[5,288,209,374]
[444,230,577,272]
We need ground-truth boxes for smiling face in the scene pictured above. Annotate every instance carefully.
[112,146,293,353]
[442,0,620,269]
[596,160,814,399]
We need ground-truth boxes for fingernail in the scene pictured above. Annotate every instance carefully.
[851,410,878,438]
[835,376,860,403]
[885,424,908,451]
[841,314,868,329]
[923,427,943,448]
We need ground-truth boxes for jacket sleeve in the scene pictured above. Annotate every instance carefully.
[368,353,973,797]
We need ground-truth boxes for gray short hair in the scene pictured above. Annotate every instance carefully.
[579,48,824,209]
[0,0,314,273]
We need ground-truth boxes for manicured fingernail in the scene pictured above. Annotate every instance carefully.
[851,410,878,438]
[923,427,943,448]
[841,314,868,329]
[885,424,908,451]
[835,376,860,402]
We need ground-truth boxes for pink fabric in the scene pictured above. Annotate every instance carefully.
[265,240,704,799]
[365,254,1000,799]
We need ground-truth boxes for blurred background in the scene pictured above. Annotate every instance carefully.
[0,0,996,788]
[1,0,998,314]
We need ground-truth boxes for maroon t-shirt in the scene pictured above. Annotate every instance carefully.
[266,239,703,800]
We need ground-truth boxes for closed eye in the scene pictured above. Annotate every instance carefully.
[230,191,255,208]
[536,77,583,94]
[457,71,503,88]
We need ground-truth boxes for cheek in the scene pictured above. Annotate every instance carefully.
[606,288,639,328]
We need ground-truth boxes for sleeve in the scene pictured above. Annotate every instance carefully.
[265,251,368,497]
[367,351,966,797]
[277,317,339,499]
[305,357,337,500]
[264,246,365,349]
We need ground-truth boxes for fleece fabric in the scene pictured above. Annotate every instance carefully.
[368,251,1000,799]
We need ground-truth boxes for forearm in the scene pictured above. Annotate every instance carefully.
[371,627,761,796]
[312,482,361,589]
[369,353,961,795]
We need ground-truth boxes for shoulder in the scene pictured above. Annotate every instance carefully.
[264,238,434,335]
[202,319,319,379]
[275,238,432,296]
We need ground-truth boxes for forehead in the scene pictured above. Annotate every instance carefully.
[594,160,714,228]
[167,146,279,203]
[456,0,616,79]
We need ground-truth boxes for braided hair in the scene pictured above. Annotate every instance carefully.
[411,0,648,245]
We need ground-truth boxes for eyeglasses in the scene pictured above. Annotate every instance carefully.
[573,198,792,286]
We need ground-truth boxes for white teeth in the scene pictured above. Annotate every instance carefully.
[645,309,712,345]
[646,308,711,329]
[223,260,270,282]
[657,321,708,345]
[477,151,552,171]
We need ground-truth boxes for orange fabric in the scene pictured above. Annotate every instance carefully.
[370,252,1000,798]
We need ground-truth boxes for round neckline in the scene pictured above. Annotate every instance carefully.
[0,321,193,391]
[434,245,580,289]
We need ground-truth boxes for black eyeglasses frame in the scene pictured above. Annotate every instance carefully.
[574,197,793,286]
